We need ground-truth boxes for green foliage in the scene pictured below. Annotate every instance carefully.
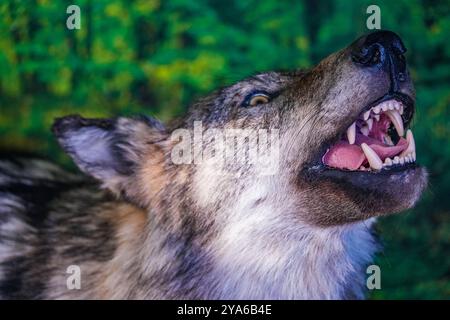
[0,0,448,299]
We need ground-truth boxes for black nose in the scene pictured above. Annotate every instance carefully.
[352,30,408,84]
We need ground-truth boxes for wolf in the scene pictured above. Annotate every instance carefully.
[0,31,427,299]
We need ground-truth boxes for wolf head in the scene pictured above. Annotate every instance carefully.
[53,31,427,228]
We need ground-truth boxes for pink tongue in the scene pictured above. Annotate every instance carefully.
[323,134,408,170]
[322,142,366,170]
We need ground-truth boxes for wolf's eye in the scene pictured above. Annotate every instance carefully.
[249,94,270,106]
[244,92,270,107]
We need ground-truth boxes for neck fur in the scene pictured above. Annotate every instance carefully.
[134,175,379,299]
[137,209,378,299]
[206,217,378,299]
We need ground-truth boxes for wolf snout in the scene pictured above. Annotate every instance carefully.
[351,30,409,86]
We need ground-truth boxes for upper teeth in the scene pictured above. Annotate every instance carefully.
[385,109,404,137]
[346,99,406,144]
[363,111,370,121]
[371,100,404,115]
[347,122,356,144]
[344,99,417,171]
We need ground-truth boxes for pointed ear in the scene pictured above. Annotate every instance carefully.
[52,115,167,192]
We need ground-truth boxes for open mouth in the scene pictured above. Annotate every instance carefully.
[322,95,416,172]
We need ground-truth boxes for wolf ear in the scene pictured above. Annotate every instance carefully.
[52,115,166,190]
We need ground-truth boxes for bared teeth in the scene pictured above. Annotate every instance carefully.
[361,143,383,170]
[384,157,393,166]
[383,135,394,146]
[347,122,356,144]
[366,118,373,130]
[360,126,370,136]
[385,109,404,137]
[373,105,381,114]
[348,100,416,170]
[400,129,416,158]
[362,100,404,136]
[363,110,371,121]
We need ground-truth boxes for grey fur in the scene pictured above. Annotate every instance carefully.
[0,33,427,299]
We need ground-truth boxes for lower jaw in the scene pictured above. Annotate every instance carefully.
[299,164,427,224]
[300,161,424,197]
[309,161,418,177]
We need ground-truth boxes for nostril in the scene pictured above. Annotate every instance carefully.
[370,47,381,65]
[352,31,407,68]
[352,44,383,67]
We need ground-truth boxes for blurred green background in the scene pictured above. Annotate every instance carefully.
[0,0,448,299]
